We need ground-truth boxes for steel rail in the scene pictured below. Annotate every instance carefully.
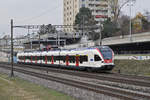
[1,62,150,87]
[0,64,150,100]
[12,63,150,87]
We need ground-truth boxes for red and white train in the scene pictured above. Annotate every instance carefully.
[17,46,115,71]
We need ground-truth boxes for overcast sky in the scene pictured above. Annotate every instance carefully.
[0,0,150,37]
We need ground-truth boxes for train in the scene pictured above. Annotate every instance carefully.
[17,46,115,72]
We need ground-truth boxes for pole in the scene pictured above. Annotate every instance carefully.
[100,31,102,46]
[82,16,85,37]
[28,27,32,50]
[38,32,40,50]
[129,0,132,41]
[10,19,14,77]
[57,32,60,47]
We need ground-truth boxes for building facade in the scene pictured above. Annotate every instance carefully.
[63,0,113,32]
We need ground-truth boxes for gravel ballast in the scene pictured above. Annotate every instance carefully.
[0,67,120,100]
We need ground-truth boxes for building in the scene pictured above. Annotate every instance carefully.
[63,0,113,32]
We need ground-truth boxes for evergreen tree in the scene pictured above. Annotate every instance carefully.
[74,7,98,40]
[102,18,118,38]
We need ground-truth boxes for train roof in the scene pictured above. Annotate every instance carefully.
[69,46,109,51]
[17,46,110,54]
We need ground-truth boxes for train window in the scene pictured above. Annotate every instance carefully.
[47,56,52,61]
[94,55,101,61]
[40,56,42,60]
[79,55,88,62]
[69,56,75,63]
[27,56,29,60]
[32,56,35,61]
[20,56,22,60]
[19,56,22,60]
[58,56,66,62]
[99,48,112,59]
[37,56,40,60]
[53,56,56,62]
[59,56,64,61]
[26,56,30,60]
[63,56,66,61]
[55,56,60,61]
[42,56,47,61]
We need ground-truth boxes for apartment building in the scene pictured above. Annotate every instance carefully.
[63,0,113,32]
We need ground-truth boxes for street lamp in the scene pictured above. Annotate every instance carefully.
[99,24,103,46]
[128,0,134,42]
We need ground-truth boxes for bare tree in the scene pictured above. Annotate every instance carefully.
[109,0,136,23]
[119,15,130,37]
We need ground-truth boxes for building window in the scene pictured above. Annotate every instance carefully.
[82,4,85,7]
[89,4,95,7]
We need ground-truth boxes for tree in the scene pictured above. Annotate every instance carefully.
[38,24,56,35]
[119,15,130,37]
[102,18,118,38]
[74,7,95,28]
[74,7,98,40]
[132,13,150,32]
[142,17,149,30]
[109,0,136,24]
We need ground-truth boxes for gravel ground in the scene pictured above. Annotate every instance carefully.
[15,65,150,94]
[0,67,120,100]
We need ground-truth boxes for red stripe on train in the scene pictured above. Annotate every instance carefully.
[66,55,69,66]
[45,56,47,64]
[104,59,112,63]
[51,56,54,64]
[76,55,79,67]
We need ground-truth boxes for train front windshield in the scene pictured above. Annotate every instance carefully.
[99,48,112,60]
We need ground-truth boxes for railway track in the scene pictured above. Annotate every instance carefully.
[0,63,150,100]
[10,63,150,87]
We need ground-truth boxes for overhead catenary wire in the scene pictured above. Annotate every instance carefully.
[15,3,61,23]
[13,3,62,37]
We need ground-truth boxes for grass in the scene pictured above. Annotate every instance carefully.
[0,74,76,100]
[113,60,150,76]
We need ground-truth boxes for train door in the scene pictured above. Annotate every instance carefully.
[51,55,54,64]
[76,55,79,67]
[66,55,69,66]
[45,56,47,64]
